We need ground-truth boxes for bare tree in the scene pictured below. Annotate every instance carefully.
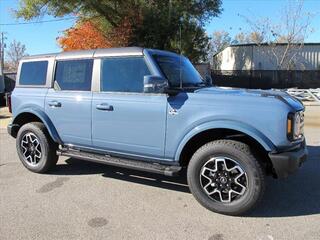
[5,40,28,72]
[234,31,265,44]
[208,30,233,64]
[247,31,265,44]
[234,32,247,44]
[210,30,232,54]
[240,0,314,70]
[271,0,314,70]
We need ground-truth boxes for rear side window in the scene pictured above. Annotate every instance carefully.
[54,59,93,91]
[101,57,150,92]
[19,61,48,85]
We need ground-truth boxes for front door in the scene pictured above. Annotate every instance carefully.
[45,59,93,147]
[92,56,167,159]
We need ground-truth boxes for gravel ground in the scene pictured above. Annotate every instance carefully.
[0,107,319,240]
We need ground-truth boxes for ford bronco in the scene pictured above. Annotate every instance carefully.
[7,47,307,215]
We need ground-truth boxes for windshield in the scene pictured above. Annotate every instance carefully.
[153,54,204,88]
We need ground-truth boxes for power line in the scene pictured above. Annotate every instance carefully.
[0,17,77,26]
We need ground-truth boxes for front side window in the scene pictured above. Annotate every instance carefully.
[101,57,150,93]
[153,54,204,88]
[54,59,93,91]
[19,61,48,85]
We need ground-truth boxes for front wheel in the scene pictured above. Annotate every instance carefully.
[187,140,265,216]
[16,122,58,173]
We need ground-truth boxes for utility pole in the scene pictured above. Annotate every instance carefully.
[0,32,6,95]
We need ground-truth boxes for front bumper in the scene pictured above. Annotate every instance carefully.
[7,123,19,138]
[269,140,308,178]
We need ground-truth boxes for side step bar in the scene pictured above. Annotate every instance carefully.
[57,148,182,176]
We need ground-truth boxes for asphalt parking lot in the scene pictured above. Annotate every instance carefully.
[0,106,320,240]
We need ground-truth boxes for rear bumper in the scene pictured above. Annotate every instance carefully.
[269,141,308,178]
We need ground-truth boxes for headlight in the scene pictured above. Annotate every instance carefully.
[287,111,304,141]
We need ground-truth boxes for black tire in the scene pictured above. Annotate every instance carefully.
[16,122,59,173]
[187,140,265,216]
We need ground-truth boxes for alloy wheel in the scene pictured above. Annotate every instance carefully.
[200,157,248,203]
[20,132,42,166]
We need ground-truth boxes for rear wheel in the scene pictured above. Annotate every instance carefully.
[187,140,265,216]
[16,122,58,173]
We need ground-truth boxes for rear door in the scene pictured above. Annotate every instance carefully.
[91,56,167,159]
[45,59,93,147]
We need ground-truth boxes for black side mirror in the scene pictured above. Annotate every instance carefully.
[144,75,168,93]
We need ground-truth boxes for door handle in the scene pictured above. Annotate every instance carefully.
[48,101,62,108]
[96,103,114,111]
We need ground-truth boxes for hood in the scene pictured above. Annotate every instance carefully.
[194,87,304,112]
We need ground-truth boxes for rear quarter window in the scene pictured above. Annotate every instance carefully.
[19,61,48,85]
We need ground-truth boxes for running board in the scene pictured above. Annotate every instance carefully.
[57,148,182,176]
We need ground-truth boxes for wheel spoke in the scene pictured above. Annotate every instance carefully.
[215,158,227,171]
[27,134,32,143]
[35,149,42,158]
[216,189,231,203]
[21,145,27,154]
[203,182,214,194]
[31,137,38,144]
[233,172,247,191]
[208,188,221,197]
[225,165,241,173]
[26,155,32,164]
[201,167,216,180]
[215,189,223,202]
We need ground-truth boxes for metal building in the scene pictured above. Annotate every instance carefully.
[213,43,320,71]
[212,43,320,89]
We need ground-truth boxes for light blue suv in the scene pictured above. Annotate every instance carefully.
[8,47,307,215]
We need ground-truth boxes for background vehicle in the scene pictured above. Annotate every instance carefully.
[7,47,307,215]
